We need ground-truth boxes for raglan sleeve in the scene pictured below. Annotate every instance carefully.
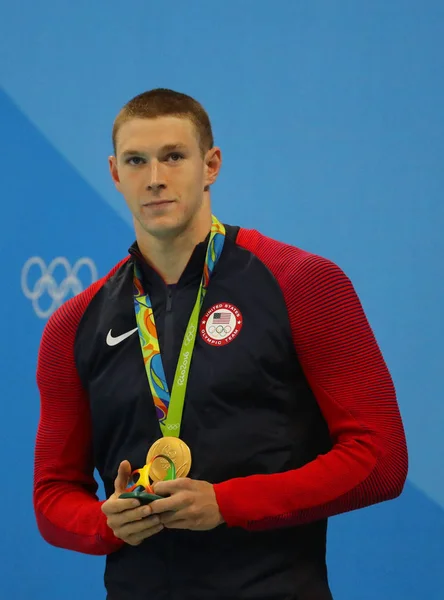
[213,252,408,530]
[33,294,124,555]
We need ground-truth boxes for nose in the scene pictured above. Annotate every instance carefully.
[146,160,166,192]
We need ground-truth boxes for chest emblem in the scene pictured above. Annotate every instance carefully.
[200,303,243,346]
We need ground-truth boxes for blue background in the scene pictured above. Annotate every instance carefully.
[0,1,443,598]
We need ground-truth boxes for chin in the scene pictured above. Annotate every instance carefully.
[138,216,187,239]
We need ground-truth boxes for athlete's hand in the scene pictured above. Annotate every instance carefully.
[101,460,164,546]
[149,478,224,531]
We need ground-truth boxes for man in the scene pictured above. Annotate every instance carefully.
[33,88,408,600]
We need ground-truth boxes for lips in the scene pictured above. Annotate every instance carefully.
[143,200,174,207]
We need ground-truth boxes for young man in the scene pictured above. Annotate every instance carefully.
[34,88,408,600]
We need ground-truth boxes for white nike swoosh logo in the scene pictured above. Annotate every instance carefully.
[106,327,138,346]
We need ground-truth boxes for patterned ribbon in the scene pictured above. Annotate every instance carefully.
[133,215,226,437]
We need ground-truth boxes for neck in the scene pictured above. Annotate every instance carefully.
[135,214,212,284]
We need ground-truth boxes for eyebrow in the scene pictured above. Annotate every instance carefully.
[120,143,188,157]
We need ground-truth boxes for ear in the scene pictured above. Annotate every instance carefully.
[109,156,122,191]
[204,147,222,189]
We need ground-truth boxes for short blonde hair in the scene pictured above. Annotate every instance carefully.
[112,88,214,157]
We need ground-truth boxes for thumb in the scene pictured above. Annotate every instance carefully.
[114,460,132,495]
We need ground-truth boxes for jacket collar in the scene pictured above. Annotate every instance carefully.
[127,224,240,290]
[128,232,210,289]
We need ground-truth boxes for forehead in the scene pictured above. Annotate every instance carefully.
[116,116,199,154]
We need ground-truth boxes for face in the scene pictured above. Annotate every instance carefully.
[109,116,221,240]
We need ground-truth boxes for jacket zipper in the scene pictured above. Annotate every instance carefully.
[164,286,175,389]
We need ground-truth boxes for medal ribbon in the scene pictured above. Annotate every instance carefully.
[133,215,225,437]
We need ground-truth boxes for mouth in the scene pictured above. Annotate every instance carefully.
[142,200,175,208]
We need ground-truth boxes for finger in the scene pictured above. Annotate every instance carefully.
[162,519,189,530]
[150,493,189,515]
[116,515,162,539]
[114,460,132,495]
[153,478,190,497]
[105,504,150,537]
[126,523,164,545]
[102,497,140,516]
[159,511,184,525]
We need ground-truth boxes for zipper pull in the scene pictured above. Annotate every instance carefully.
[166,287,174,311]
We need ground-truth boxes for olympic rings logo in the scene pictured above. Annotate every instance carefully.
[21,256,98,319]
[208,325,232,336]
[184,324,196,346]
[166,423,180,430]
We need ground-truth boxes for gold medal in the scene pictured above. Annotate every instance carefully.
[146,437,192,482]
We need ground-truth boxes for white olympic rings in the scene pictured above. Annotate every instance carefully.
[21,256,98,319]
[166,423,180,430]
[184,324,196,345]
[208,325,232,336]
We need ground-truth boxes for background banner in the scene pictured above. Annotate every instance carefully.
[0,2,442,598]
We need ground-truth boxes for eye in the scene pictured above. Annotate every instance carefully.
[167,152,184,162]
[126,156,145,166]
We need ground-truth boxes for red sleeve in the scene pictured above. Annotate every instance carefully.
[34,261,127,555]
[213,229,408,530]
